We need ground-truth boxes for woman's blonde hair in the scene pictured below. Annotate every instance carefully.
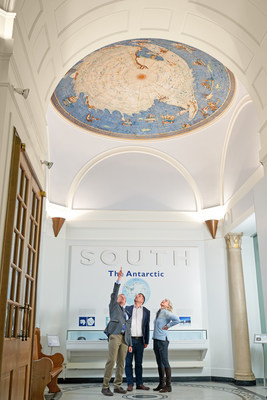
[165,299,173,312]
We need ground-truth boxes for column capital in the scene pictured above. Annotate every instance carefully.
[225,233,243,249]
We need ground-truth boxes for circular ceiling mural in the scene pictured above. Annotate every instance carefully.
[51,39,235,139]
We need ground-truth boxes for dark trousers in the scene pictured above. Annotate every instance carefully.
[125,337,144,386]
[153,338,170,368]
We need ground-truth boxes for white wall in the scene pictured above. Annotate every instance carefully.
[242,236,263,379]
[254,170,267,333]
[204,235,263,379]
[204,238,234,378]
[36,215,69,357]
[68,244,203,331]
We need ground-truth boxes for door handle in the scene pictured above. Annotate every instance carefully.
[18,304,31,341]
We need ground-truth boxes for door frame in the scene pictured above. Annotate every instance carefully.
[0,129,44,398]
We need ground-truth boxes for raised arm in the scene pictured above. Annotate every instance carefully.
[109,267,123,310]
[117,267,123,282]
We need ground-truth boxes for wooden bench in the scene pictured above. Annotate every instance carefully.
[31,327,64,400]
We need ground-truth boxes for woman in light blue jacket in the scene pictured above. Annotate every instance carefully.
[152,299,180,393]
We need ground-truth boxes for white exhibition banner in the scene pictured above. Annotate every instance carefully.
[68,246,203,330]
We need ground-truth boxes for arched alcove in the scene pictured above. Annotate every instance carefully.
[71,152,198,211]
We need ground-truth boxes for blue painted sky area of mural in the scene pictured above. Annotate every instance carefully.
[51,39,235,139]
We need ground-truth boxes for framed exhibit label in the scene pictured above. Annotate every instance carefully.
[47,335,60,347]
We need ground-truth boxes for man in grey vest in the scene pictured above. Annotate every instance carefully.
[102,268,132,396]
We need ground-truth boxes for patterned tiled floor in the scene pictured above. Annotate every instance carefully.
[46,382,267,400]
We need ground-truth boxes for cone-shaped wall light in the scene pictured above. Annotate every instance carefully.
[52,217,65,237]
[205,219,219,239]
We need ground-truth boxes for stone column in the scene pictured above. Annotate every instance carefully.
[225,233,255,385]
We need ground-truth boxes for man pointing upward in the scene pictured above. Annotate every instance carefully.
[102,268,132,396]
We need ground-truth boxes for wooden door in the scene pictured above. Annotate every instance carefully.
[0,132,44,400]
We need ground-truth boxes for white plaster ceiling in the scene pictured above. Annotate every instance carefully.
[46,76,260,212]
[12,0,265,215]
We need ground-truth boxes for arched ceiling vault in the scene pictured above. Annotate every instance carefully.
[12,0,266,216]
[67,147,202,211]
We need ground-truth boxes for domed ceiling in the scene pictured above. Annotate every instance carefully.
[51,39,235,140]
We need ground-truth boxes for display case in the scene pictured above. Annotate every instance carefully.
[66,330,108,351]
[66,329,207,342]
[66,329,208,371]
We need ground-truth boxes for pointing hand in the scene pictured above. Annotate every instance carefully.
[117,267,123,281]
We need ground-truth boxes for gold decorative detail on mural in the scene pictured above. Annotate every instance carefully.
[137,73,146,80]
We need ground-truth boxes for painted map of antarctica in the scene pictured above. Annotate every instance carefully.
[51,39,235,139]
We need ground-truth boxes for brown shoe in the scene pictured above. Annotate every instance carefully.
[101,387,114,396]
[114,387,127,394]
[153,383,164,391]
[159,385,172,392]
[127,384,133,391]
[136,384,150,390]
